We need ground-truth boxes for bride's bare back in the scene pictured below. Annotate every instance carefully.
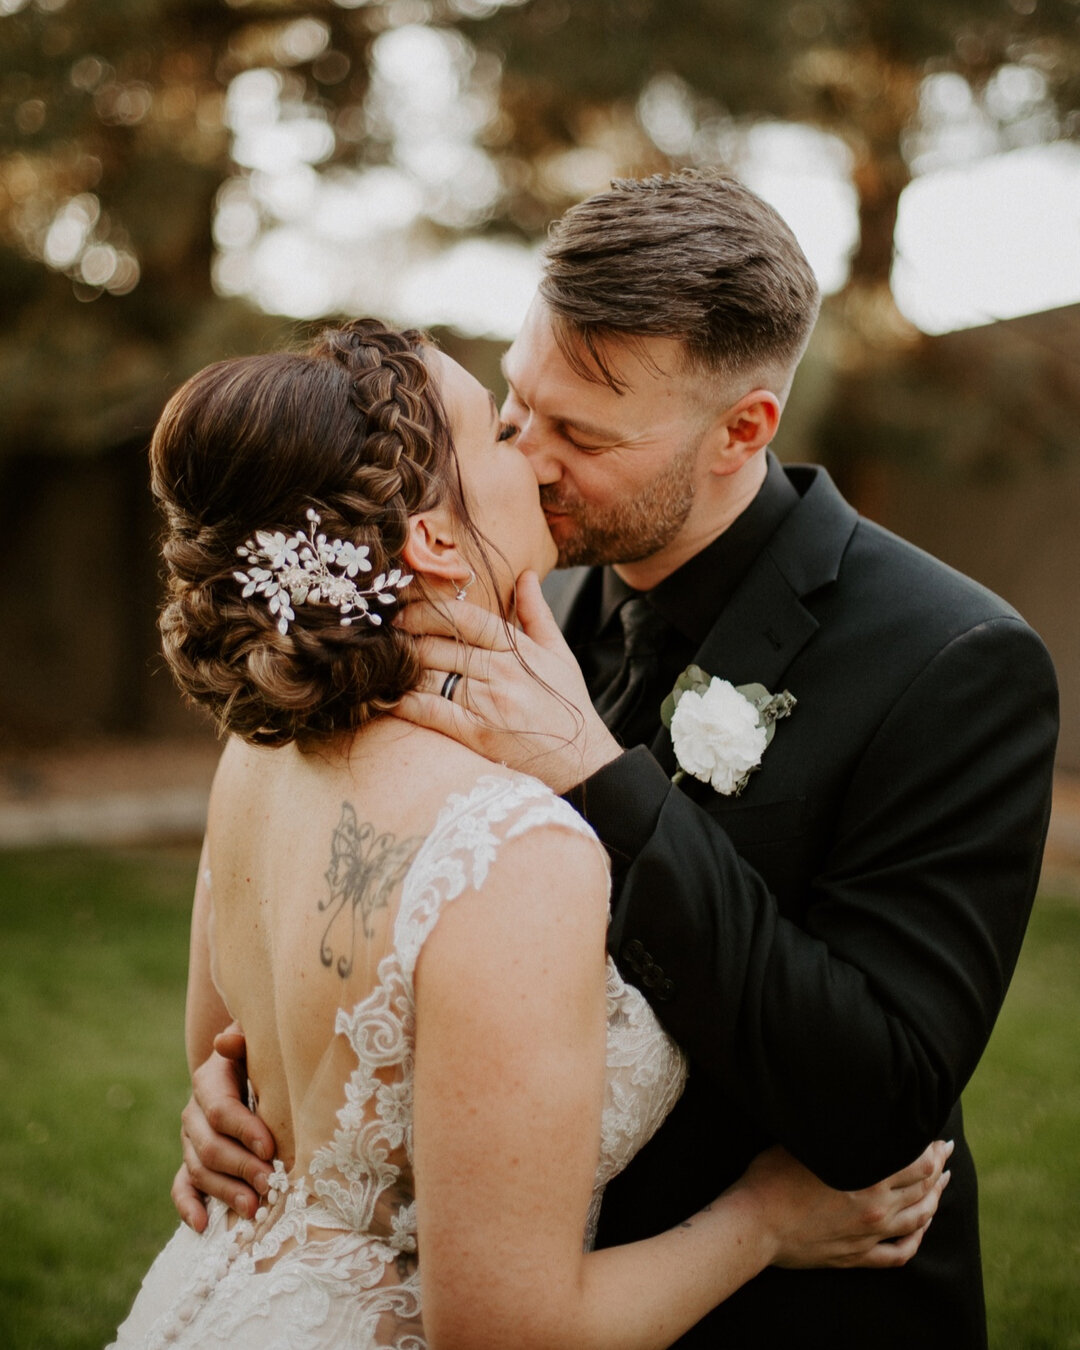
[112,723,694,1348]
[206,723,466,1174]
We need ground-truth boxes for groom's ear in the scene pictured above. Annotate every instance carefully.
[704,388,781,477]
[401,508,464,584]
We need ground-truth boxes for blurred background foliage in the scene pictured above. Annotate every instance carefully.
[2,0,1079,748]
[3,0,1078,455]
[470,0,1080,292]
[2,14,1078,1344]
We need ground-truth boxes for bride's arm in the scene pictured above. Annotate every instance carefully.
[413,825,947,1350]
[184,837,231,1073]
[171,831,276,1229]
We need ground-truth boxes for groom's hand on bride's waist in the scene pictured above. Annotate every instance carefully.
[173,1029,276,1230]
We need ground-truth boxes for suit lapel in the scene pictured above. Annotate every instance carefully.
[648,557,820,774]
[544,468,859,782]
[649,466,858,775]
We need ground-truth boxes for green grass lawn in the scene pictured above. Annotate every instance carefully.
[0,847,196,1350]
[0,847,1077,1349]
[964,884,1080,1350]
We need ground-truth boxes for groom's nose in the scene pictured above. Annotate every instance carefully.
[514,420,563,486]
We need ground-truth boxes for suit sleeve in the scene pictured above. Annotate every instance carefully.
[576,615,1058,1188]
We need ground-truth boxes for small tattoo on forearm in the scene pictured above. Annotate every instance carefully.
[318,803,421,978]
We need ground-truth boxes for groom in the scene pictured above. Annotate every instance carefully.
[396,171,1058,1346]
[179,173,1058,1346]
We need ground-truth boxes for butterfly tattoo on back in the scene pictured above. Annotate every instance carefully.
[318,802,423,979]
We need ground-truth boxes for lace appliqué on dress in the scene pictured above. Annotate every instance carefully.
[109,774,686,1350]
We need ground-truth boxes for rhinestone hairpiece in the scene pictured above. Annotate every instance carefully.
[234,508,412,636]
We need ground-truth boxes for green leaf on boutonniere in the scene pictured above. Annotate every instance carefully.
[659,663,712,729]
[735,683,797,749]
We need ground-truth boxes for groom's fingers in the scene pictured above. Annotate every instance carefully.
[171,1163,209,1233]
[180,1101,268,1219]
[212,1027,247,1061]
[175,1049,276,1223]
[394,690,492,752]
[411,668,482,712]
[192,1049,276,1165]
[409,635,492,685]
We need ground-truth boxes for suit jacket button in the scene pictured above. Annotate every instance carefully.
[655,979,675,1003]
[622,940,647,972]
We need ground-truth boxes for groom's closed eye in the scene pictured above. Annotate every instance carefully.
[559,428,613,453]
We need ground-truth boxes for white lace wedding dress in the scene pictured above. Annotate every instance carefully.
[109,774,687,1349]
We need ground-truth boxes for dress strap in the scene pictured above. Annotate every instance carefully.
[392,773,603,983]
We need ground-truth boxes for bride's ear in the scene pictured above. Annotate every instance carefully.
[401,508,469,588]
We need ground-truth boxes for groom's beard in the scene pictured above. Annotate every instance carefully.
[541,437,698,570]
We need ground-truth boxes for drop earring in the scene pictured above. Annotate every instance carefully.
[454,570,475,602]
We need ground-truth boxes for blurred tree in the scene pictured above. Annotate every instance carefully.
[0,0,384,455]
[1,0,1077,741]
[465,0,1080,304]
[3,0,1077,458]
[0,0,380,739]
[458,0,1080,487]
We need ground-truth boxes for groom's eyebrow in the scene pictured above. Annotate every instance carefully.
[500,365,620,442]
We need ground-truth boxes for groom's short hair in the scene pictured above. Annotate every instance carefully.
[540,170,821,392]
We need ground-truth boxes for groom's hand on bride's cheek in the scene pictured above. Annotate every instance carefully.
[172,1045,276,1228]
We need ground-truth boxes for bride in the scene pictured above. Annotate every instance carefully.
[110,318,948,1349]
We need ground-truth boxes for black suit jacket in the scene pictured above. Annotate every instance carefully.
[556,464,1058,1349]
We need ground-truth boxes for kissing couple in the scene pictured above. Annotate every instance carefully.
[109,171,1056,1349]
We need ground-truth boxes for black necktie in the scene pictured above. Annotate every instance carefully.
[593,596,667,737]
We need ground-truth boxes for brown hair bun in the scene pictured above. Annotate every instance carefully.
[151,318,464,746]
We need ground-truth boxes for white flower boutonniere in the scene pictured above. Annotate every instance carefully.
[660,665,796,797]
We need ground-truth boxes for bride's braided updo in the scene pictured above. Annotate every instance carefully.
[152,318,473,746]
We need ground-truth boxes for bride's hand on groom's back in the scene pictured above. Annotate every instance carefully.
[734,1139,953,1271]
[171,1028,276,1230]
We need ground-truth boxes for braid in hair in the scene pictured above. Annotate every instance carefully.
[151,318,464,747]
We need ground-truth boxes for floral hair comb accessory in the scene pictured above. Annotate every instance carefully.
[234,508,412,636]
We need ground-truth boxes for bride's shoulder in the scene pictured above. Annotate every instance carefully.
[423,752,596,851]
[370,725,576,828]
[422,767,609,922]
[410,781,610,981]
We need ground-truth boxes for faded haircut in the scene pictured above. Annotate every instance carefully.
[540,170,821,393]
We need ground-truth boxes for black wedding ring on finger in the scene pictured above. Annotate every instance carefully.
[440,671,463,702]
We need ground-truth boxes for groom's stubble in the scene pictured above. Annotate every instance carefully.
[541,432,701,570]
